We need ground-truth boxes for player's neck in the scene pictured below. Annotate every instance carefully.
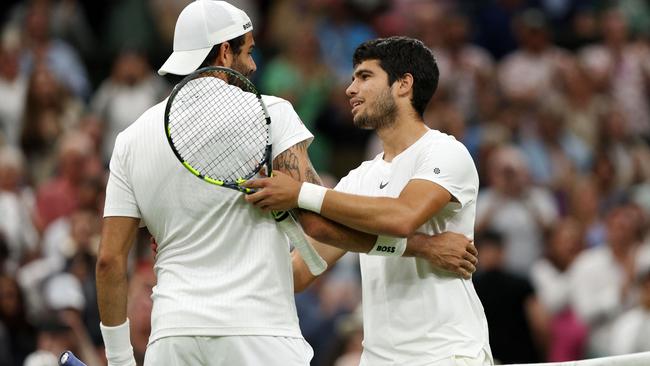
[378,116,428,162]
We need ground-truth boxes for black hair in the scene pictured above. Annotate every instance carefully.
[199,34,247,69]
[352,36,439,117]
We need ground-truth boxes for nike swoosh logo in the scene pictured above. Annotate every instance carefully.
[379,181,389,189]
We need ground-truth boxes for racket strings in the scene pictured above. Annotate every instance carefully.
[168,75,268,183]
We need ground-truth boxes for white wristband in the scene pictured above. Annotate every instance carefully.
[297,182,327,214]
[100,319,136,366]
[370,235,406,256]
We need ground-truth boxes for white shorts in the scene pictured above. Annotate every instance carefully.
[144,335,313,366]
[436,349,493,366]
[359,349,493,366]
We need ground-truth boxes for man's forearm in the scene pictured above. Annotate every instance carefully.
[296,210,377,252]
[96,257,129,326]
[297,210,433,255]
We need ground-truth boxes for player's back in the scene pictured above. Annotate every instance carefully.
[108,100,301,344]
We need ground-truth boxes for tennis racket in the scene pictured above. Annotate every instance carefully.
[59,351,86,366]
[164,66,327,276]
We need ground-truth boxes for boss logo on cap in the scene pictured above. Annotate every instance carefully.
[243,22,252,30]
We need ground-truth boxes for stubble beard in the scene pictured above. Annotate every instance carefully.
[353,89,398,130]
[231,57,253,78]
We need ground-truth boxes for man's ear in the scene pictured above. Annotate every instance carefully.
[395,73,414,98]
[216,42,232,67]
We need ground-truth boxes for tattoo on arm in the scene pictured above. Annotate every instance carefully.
[274,141,322,185]
[274,143,302,180]
[275,141,323,220]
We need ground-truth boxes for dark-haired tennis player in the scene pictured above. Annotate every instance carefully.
[246,37,493,366]
[96,1,477,365]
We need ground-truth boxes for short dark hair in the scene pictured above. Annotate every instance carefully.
[199,34,246,69]
[352,36,439,117]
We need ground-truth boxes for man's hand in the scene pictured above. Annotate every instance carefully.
[243,170,303,211]
[407,232,477,279]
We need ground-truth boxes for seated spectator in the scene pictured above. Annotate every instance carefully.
[0,146,38,271]
[0,274,36,366]
[476,145,559,275]
[91,50,169,163]
[0,28,27,147]
[569,204,650,357]
[19,0,90,99]
[473,230,549,364]
[579,8,650,138]
[34,131,94,231]
[42,273,100,366]
[434,11,495,122]
[20,64,83,185]
[609,267,650,354]
[530,218,588,361]
[498,9,570,108]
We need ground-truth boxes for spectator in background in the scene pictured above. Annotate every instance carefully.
[314,0,376,83]
[553,58,608,152]
[579,7,650,139]
[434,11,495,122]
[260,21,333,170]
[0,274,36,366]
[473,230,549,364]
[17,185,103,325]
[473,0,526,59]
[20,64,83,185]
[560,6,600,51]
[498,8,570,107]
[476,145,559,275]
[19,0,90,100]
[330,306,362,366]
[530,218,588,362]
[0,146,38,271]
[567,176,606,248]
[609,267,650,354]
[34,131,95,231]
[41,178,103,264]
[91,49,169,163]
[569,204,650,357]
[596,107,650,192]
[295,269,361,366]
[401,0,445,50]
[41,272,101,366]
[519,104,591,193]
[0,28,27,147]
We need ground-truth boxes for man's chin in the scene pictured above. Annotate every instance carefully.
[353,117,375,130]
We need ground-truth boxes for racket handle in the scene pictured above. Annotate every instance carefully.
[59,351,87,366]
[275,212,327,276]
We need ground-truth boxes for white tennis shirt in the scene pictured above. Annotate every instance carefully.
[335,129,491,366]
[104,95,312,344]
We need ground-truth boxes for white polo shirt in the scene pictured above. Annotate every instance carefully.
[104,95,312,344]
[335,129,491,366]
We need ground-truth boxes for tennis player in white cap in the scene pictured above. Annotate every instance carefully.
[96,1,315,365]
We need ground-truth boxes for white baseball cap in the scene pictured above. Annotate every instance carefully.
[158,0,253,76]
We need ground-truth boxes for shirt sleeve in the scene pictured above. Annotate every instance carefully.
[265,98,314,159]
[334,172,352,193]
[411,139,478,208]
[334,162,367,193]
[103,133,141,218]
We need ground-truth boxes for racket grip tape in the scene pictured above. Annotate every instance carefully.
[59,351,87,366]
[275,213,327,276]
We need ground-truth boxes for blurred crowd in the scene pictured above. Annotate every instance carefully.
[1,0,650,365]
